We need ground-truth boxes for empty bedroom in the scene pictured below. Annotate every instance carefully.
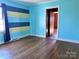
[0,0,79,59]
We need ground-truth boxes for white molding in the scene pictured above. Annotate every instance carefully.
[44,6,59,39]
[45,6,59,10]
[36,0,59,4]
[30,34,46,38]
[10,34,79,44]
[57,38,79,44]
[10,34,45,41]
[53,12,58,13]
[16,34,30,39]
[10,34,30,41]
[13,0,58,5]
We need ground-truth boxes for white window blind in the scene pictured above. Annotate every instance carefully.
[0,7,5,32]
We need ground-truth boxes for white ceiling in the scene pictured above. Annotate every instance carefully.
[17,0,57,3]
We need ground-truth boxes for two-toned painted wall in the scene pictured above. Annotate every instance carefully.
[35,0,79,43]
[0,0,35,44]
[6,5,30,41]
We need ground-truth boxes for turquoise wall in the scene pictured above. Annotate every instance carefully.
[29,5,37,35]
[35,1,59,36]
[58,0,79,43]
[0,32,4,44]
[35,0,79,43]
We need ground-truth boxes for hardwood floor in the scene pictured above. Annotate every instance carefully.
[56,40,79,59]
[0,36,79,59]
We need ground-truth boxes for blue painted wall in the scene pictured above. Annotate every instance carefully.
[58,0,79,43]
[35,0,79,43]
[29,5,37,35]
[35,1,59,37]
[0,32,4,44]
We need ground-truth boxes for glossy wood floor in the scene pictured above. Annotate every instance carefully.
[0,36,79,59]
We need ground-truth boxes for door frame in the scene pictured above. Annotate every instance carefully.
[44,6,59,39]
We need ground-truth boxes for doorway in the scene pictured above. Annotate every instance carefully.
[46,7,58,38]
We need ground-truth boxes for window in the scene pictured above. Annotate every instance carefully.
[0,6,5,32]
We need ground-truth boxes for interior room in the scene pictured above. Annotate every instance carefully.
[0,0,79,59]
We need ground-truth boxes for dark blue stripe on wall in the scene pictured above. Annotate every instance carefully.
[9,22,30,28]
[6,6,29,14]
[2,4,11,42]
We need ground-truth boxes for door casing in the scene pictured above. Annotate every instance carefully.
[45,6,59,39]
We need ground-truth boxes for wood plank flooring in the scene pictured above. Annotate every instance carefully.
[0,36,79,59]
[56,40,79,59]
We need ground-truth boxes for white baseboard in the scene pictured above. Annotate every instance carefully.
[10,34,79,44]
[11,34,30,41]
[10,34,46,41]
[30,34,46,38]
[57,38,79,44]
